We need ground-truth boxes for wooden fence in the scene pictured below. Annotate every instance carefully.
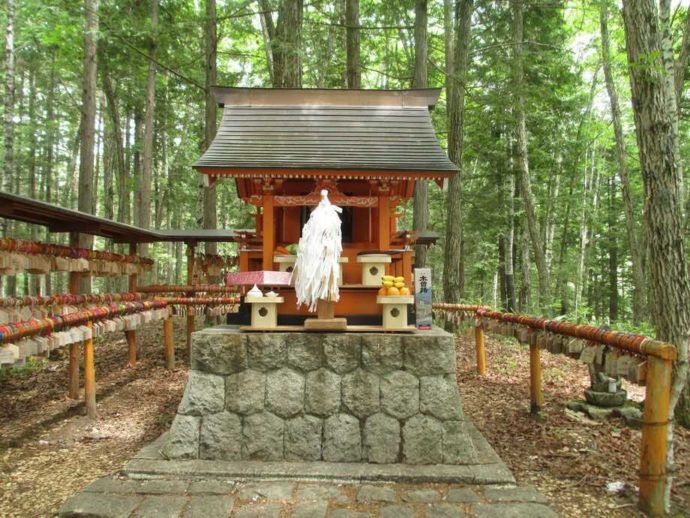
[433,303,677,517]
[0,290,240,419]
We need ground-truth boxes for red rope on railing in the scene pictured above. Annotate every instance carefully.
[433,303,677,360]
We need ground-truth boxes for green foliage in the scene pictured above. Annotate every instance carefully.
[2,0,688,334]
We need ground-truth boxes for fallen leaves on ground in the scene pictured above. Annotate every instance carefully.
[454,328,690,518]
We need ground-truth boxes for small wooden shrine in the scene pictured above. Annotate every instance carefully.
[194,87,457,325]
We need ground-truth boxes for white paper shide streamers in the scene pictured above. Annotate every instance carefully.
[293,190,343,312]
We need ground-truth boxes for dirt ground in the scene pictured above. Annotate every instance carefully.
[0,320,688,517]
[454,327,690,518]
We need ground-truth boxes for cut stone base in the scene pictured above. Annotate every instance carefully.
[163,325,477,465]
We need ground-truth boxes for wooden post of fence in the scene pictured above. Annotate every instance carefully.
[68,232,81,399]
[68,343,80,399]
[186,242,196,361]
[128,243,139,360]
[164,316,174,369]
[639,355,672,516]
[474,324,487,375]
[126,330,137,367]
[83,321,97,419]
[529,339,543,415]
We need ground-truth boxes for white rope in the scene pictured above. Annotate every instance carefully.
[292,190,343,312]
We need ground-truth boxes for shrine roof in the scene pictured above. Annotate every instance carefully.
[0,192,237,244]
[193,87,457,177]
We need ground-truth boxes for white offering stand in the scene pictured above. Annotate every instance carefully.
[357,254,392,286]
[277,255,348,286]
[245,295,284,329]
[377,295,415,330]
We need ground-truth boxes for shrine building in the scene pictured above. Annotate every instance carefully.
[194,87,457,324]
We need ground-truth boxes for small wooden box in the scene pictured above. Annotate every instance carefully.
[274,255,296,273]
[357,255,392,286]
[377,295,414,330]
[245,295,284,329]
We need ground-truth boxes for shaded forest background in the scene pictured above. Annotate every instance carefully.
[2,0,690,332]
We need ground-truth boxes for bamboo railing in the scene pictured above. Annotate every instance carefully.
[433,303,677,517]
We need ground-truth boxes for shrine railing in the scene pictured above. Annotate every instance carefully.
[433,303,677,517]
[0,289,240,420]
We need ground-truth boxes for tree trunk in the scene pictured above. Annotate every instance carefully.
[607,175,618,322]
[443,0,473,303]
[139,0,158,256]
[600,1,646,323]
[519,217,531,312]
[102,68,128,224]
[622,0,690,509]
[346,0,361,88]
[281,0,303,88]
[412,0,428,269]
[511,0,549,311]
[3,0,15,193]
[204,0,218,258]
[77,0,99,293]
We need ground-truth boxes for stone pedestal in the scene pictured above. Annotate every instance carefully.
[163,326,476,465]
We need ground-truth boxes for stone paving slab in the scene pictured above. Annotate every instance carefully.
[59,476,560,517]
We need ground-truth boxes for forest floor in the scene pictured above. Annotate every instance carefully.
[0,320,687,517]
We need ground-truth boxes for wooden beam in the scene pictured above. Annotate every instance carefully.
[83,321,96,419]
[186,242,196,360]
[377,188,390,250]
[68,232,80,399]
[639,356,672,515]
[164,316,174,370]
[262,188,275,270]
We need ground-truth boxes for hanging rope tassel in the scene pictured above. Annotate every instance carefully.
[292,190,343,312]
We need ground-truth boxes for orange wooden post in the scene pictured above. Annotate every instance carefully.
[126,330,137,367]
[529,340,543,415]
[68,343,80,399]
[67,233,80,399]
[127,243,139,361]
[186,242,196,359]
[262,186,275,270]
[164,316,174,369]
[83,321,96,419]
[639,355,673,516]
[378,184,390,251]
[474,324,487,375]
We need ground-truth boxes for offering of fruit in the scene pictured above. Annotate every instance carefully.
[379,274,411,297]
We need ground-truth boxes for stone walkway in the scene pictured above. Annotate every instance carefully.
[58,433,560,517]
[60,476,558,517]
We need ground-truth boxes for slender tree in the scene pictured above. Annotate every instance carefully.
[443,0,473,303]
[412,0,428,269]
[599,2,646,323]
[139,0,158,256]
[204,0,218,259]
[511,0,549,311]
[3,0,15,193]
[345,0,361,88]
[622,0,690,509]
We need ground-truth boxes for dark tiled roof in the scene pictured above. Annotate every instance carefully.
[194,88,457,174]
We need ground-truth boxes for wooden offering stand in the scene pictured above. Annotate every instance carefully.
[304,299,347,331]
[377,295,415,331]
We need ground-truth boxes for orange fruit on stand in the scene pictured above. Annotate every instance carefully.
[378,286,387,296]
[387,286,400,296]
[399,286,410,296]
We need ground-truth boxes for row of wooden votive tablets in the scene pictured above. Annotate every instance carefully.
[0,308,169,367]
[485,320,647,385]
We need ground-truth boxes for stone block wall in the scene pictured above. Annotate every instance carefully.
[162,326,477,465]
